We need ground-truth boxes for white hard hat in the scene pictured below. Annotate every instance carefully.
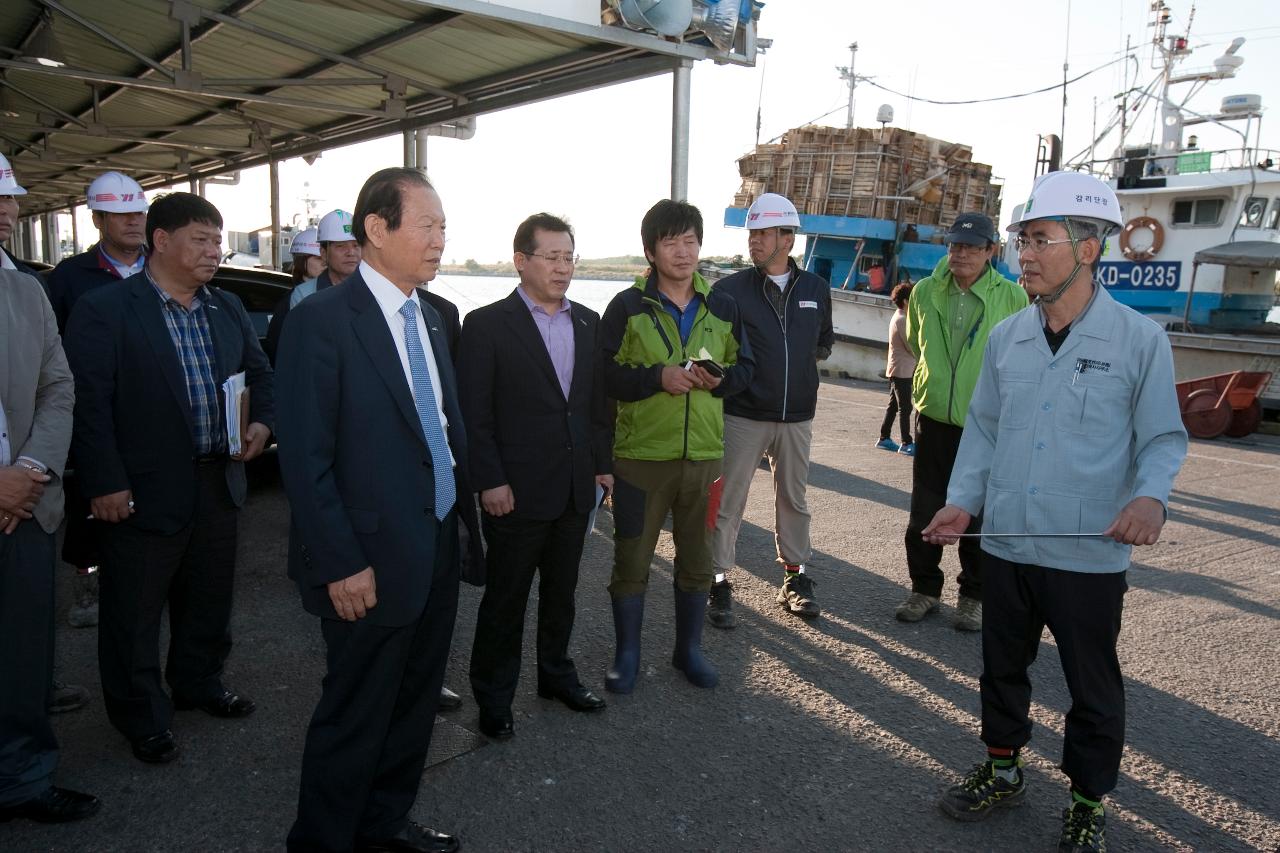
[1006,171,1123,234]
[317,209,355,242]
[86,171,148,213]
[747,192,801,230]
[0,152,27,196]
[288,227,321,257]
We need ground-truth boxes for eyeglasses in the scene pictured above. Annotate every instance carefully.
[946,242,989,255]
[526,252,579,266]
[1014,235,1075,253]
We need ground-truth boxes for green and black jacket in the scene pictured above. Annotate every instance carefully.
[601,271,754,461]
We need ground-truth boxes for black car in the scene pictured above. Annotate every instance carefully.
[210,265,293,345]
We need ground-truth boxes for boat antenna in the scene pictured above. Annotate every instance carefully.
[754,51,767,146]
[1060,0,1072,144]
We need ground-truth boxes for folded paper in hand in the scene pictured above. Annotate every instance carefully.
[222,372,249,456]
[686,346,726,379]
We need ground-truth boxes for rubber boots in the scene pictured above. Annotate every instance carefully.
[672,587,719,688]
[605,594,644,694]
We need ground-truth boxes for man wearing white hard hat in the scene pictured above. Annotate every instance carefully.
[47,173,150,634]
[47,172,149,334]
[924,171,1187,853]
[895,212,1027,633]
[0,152,39,276]
[288,209,360,308]
[707,192,833,627]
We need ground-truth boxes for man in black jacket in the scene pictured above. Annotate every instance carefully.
[64,193,274,765]
[461,213,612,741]
[709,193,833,627]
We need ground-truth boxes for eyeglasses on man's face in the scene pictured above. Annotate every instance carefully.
[525,252,579,266]
[1013,235,1075,253]
[946,242,989,255]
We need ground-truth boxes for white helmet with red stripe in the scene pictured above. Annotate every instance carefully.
[86,171,148,213]
[0,152,27,195]
[746,192,801,230]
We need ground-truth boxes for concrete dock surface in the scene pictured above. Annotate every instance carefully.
[4,377,1278,852]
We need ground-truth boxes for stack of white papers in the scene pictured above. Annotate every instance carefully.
[222,371,247,456]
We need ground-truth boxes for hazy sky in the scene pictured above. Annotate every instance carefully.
[70,0,1280,264]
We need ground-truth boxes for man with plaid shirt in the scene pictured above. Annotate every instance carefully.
[65,193,274,765]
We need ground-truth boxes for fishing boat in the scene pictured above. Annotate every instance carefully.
[724,3,1280,410]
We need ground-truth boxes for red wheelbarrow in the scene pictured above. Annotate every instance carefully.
[1176,371,1273,439]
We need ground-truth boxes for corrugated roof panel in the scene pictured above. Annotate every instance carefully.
[4,0,751,214]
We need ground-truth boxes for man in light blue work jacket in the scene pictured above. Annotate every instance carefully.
[922,171,1187,853]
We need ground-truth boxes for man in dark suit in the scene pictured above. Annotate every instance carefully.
[46,171,151,634]
[277,168,468,853]
[461,213,612,741]
[64,193,274,765]
[0,268,99,825]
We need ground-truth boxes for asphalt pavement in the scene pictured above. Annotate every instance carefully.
[3,377,1278,852]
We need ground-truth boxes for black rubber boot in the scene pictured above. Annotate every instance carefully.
[605,594,644,694]
[672,587,719,688]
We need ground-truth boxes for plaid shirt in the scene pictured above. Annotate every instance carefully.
[146,269,224,455]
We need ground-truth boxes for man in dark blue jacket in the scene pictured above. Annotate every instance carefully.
[709,193,834,627]
[65,193,274,765]
[46,171,151,632]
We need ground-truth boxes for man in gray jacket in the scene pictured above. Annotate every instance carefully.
[0,269,99,824]
[924,171,1187,853]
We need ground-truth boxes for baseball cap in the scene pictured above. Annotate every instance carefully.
[944,213,997,246]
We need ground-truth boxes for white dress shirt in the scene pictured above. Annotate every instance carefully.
[359,260,453,464]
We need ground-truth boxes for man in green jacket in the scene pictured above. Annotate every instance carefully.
[895,213,1027,631]
[599,199,753,694]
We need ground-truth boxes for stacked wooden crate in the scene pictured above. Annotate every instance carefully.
[733,124,1001,228]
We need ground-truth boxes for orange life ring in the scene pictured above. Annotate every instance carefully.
[1120,215,1164,262]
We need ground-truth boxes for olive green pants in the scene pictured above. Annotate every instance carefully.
[608,457,723,598]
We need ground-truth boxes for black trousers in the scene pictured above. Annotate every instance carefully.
[470,505,589,713]
[59,474,100,571]
[98,462,239,740]
[879,377,914,443]
[904,414,983,599]
[0,523,58,807]
[980,554,1128,798]
[288,512,459,853]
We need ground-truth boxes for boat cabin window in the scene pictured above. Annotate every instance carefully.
[1238,196,1268,228]
[1170,197,1225,227]
[1266,198,1280,230]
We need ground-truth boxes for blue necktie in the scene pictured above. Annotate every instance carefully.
[399,299,455,521]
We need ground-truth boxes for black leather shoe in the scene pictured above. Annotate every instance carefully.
[357,820,460,852]
[438,685,463,711]
[537,684,607,713]
[131,730,180,764]
[175,689,256,718]
[477,710,514,740]
[0,786,100,823]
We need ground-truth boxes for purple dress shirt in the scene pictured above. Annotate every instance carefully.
[516,286,574,399]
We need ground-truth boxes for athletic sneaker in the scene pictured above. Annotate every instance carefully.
[954,596,983,632]
[938,759,1026,821]
[875,438,900,452]
[894,591,940,622]
[898,442,916,456]
[1059,801,1107,852]
[706,580,737,630]
[777,573,820,617]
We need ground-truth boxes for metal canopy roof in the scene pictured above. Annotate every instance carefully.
[2,0,755,215]
[1193,240,1280,270]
